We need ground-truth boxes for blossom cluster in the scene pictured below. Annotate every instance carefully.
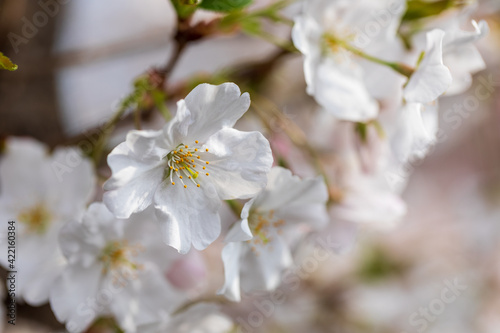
[0,0,491,332]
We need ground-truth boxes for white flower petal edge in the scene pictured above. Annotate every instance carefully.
[390,102,439,163]
[292,0,406,122]
[103,130,167,219]
[104,83,273,254]
[50,203,182,333]
[139,304,233,333]
[404,29,453,104]
[0,138,95,306]
[443,20,489,95]
[330,176,407,230]
[219,167,329,301]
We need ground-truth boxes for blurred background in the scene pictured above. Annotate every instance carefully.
[0,0,499,332]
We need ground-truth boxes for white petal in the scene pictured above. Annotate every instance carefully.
[109,265,178,332]
[167,83,250,144]
[331,177,407,229]
[218,242,244,301]
[12,228,65,305]
[314,58,378,121]
[49,147,96,218]
[154,182,221,254]
[0,138,51,209]
[443,20,489,95]
[391,102,438,162]
[124,207,181,272]
[255,167,328,211]
[162,304,233,333]
[22,255,65,306]
[104,136,166,218]
[203,128,273,200]
[49,263,102,333]
[240,237,292,292]
[404,29,452,103]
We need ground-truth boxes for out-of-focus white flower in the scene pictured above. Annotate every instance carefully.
[140,304,233,333]
[443,20,489,95]
[0,138,95,305]
[103,83,273,254]
[292,0,406,121]
[50,203,182,333]
[329,175,407,230]
[418,5,489,95]
[386,102,439,163]
[403,29,453,104]
[219,167,328,301]
[309,110,406,227]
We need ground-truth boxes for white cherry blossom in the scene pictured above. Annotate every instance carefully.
[292,0,406,121]
[0,138,95,305]
[219,167,328,301]
[403,29,453,104]
[50,203,183,333]
[443,20,489,95]
[103,83,273,254]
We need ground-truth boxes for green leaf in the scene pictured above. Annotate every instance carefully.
[170,0,199,19]
[403,0,455,22]
[199,0,253,12]
[0,52,18,71]
[355,122,368,143]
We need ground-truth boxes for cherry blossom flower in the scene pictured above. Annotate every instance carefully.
[403,29,453,104]
[103,83,273,254]
[50,203,183,333]
[442,20,489,95]
[0,138,95,305]
[292,0,406,121]
[387,102,439,164]
[418,6,489,95]
[219,167,328,301]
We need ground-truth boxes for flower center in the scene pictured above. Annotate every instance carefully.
[163,140,211,189]
[18,204,52,234]
[247,210,284,251]
[99,240,144,282]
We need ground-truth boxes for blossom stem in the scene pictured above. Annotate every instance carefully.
[325,35,415,77]
[134,107,142,130]
[90,103,128,165]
